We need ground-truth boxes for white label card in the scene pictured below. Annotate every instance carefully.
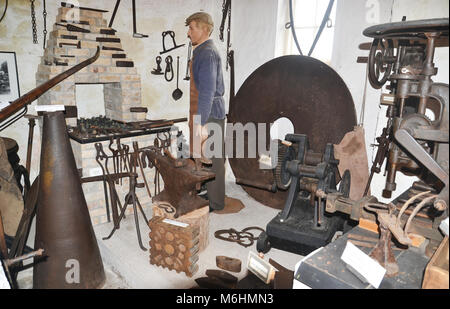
[341,241,386,288]
[35,105,65,112]
[162,218,189,228]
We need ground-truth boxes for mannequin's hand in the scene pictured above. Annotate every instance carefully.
[194,124,208,140]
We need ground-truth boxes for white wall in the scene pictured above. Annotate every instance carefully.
[232,0,279,92]
[331,0,449,202]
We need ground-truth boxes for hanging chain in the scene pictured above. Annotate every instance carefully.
[219,0,226,41]
[42,0,47,49]
[30,0,38,44]
[226,0,232,71]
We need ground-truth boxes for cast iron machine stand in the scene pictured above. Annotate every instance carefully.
[363,18,449,210]
[257,134,350,255]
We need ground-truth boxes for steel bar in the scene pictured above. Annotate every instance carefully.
[24,115,37,173]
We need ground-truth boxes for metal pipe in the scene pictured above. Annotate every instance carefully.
[108,0,121,28]
[0,47,100,124]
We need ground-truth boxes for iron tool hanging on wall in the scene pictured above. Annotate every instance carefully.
[42,0,47,49]
[30,0,38,44]
[184,41,192,81]
[107,0,148,38]
[0,0,8,24]
[55,22,91,33]
[164,55,174,82]
[160,31,185,55]
[151,56,164,75]
[60,2,108,13]
[131,0,148,38]
[172,56,183,101]
[219,0,232,71]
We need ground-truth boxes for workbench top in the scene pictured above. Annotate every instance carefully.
[295,226,431,289]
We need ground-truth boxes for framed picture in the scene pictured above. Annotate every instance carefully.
[0,51,20,105]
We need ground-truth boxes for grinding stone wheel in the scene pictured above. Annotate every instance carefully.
[227,55,357,209]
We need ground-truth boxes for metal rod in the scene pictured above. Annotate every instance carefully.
[132,0,136,34]
[108,0,121,28]
[25,116,37,173]
[4,248,44,267]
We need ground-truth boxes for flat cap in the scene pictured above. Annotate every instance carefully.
[185,12,214,27]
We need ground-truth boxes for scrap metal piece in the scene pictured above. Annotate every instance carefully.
[269,258,294,289]
[149,216,200,277]
[227,55,356,209]
[102,46,123,51]
[116,61,134,67]
[55,23,90,33]
[160,31,185,55]
[195,276,233,289]
[214,227,264,248]
[205,269,238,285]
[369,222,399,277]
[96,37,120,43]
[60,2,109,13]
[216,255,241,273]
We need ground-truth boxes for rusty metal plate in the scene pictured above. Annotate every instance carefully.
[363,18,449,41]
[216,255,242,273]
[227,55,357,209]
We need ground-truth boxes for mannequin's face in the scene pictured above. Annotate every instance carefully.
[187,21,209,46]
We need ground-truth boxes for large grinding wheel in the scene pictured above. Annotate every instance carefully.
[227,55,357,209]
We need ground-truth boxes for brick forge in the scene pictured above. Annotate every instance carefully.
[36,5,155,225]
[36,5,145,124]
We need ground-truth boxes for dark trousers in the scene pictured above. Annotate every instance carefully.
[205,117,225,210]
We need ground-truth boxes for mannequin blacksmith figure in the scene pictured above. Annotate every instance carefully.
[186,12,226,211]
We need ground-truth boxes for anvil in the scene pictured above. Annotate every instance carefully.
[141,146,215,217]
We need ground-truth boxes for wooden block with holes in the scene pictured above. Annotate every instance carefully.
[152,202,209,252]
[148,216,200,277]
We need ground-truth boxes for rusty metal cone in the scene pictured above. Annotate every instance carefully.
[33,112,105,289]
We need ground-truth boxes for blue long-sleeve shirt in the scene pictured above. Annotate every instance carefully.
[192,39,225,125]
